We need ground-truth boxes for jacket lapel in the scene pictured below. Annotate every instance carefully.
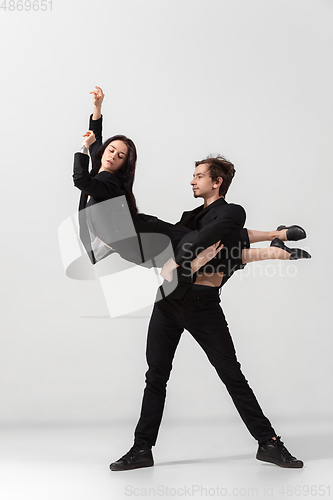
[182,197,227,228]
[180,205,203,227]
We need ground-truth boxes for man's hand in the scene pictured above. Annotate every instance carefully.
[191,240,224,274]
[160,258,178,282]
[160,241,224,283]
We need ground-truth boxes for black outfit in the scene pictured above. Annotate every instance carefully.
[73,115,275,446]
[73,115,249,297]
[157,197,250,300]
[134,198,276,445]
[134,285,275,445]
[73,115,161,267]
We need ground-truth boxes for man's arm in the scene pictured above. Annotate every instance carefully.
[160,241,223,282]
[174,204,246,282]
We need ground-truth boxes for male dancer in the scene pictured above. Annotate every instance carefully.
[110,156,305,471]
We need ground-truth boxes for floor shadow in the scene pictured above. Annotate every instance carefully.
[156,453,253,467]
[80,316,150,319]
[156,430,333,467]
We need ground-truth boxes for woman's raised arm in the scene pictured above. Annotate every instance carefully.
[89,86,105,162]
[90,85,104,120]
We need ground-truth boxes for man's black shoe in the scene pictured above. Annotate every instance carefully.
[109,442,154,471]
[256,436,303,468]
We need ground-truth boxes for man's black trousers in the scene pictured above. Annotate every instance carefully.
[134,285,276,445]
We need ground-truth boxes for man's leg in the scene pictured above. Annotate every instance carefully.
[110,297,184,471]
[182,285,303,467]
[134,298,184,445]
[183,286,275,442]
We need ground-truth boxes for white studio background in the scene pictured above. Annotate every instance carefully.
[0,0,332,463]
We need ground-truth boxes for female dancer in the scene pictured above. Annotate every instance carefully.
[73,86,310,283]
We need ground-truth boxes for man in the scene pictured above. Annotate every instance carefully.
[110,156,304,471]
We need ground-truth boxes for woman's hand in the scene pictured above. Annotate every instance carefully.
[82,130,96,149]
[90,86,105,107]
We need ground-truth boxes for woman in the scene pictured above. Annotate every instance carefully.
[73,86,310,284]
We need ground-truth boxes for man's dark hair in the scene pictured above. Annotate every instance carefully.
[195,156,236,197]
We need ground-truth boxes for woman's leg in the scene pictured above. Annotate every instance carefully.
[243,225,310,263]
[138,216,306,270]
[247,228,287,244]
[247,224,307,244]
[242,246,290,263]
[159,226,286,278]
[140,216,304,264]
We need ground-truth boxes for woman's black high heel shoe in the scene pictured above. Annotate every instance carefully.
[276,225,306,241]
[271,238,311,260]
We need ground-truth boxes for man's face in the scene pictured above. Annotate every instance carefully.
[190,164,222,199]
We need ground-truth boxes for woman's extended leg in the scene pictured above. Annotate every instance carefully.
[160,223,309,281]
[247,229,287,244]
[242,246,289,263]
[247,225,306,244]
[243,224,310,262]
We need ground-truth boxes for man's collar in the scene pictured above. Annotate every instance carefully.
[202,196,226,210]
[185,197,227,227]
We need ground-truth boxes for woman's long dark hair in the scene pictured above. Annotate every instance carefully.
[91,135,138,214]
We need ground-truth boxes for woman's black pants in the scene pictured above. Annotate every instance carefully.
[134,286,276,446]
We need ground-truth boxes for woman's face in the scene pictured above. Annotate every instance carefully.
[100,140,128,173]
